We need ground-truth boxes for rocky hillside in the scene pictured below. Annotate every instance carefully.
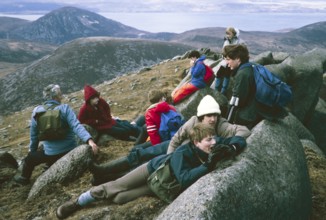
[0,37,194,115]
[0,39,56,63]
[0,52,325,220]
[168,21,326,55]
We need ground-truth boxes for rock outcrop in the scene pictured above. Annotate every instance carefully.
[27,144,93,200]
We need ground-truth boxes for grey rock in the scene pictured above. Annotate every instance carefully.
[0,151,18,169]
[282,48,326,124]
[301,139,325,158]
[27,145,93,201]
[307,98,326,155]
[175,87,228,120]
[156,120,312,220]
[272,52,290,63]
[282,113,315,142]
[252,51,275,65]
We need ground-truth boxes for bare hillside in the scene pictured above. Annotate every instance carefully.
[0,58,325,220]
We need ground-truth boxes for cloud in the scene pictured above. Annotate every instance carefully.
[1,0,326,13]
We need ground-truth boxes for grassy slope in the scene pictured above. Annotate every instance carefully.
[0,58,325,220]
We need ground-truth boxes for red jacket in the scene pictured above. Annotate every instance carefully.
[78,85,116,131]
[145,101,176,145]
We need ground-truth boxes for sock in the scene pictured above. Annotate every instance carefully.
[77,191,96,207]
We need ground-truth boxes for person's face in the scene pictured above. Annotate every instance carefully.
[226,31,234,40]
[225,56,241,70]
[201,114,219,127]
[194,135,216,154]
[90,96,99,106]
[189,57,196,66]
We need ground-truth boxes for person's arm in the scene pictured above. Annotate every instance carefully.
[166,116,196,154]
[213,135,247,158]
[232,66,254,107]
[29,114,39,152]
[64,104,99,154]
[170,148,209,189]
[191,62,206,78]
[87,138,99,155]
[145,110,161,145]
[78,104,98,127]
[217,117,251,138]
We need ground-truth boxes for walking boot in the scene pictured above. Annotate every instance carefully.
[134,124,148,145]
[56,200,81,219]
[88,157,130,184]
[88,156,130,174]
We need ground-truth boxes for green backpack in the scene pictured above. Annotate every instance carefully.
[147,155,182,203]
[37,105,69,141]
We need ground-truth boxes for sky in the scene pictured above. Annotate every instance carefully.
[0,0,325,33]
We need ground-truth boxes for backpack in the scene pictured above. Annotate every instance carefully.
[239,62,292,107]
[200,62,214,85]
[147,154,181,203]
[159,110,184,142]
[36,105,69,141]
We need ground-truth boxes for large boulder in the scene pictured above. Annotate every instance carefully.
[282,113,315,142]
[27,145,93,200]
[280,48,326,125]
[156,119,312,219]
[175,87,228,120]
[0,151,18,184]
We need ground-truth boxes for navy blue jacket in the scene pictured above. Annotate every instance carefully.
[147,135,246,190]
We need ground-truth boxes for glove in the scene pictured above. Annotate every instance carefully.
[204,151,221,171]
[213,144,237,158]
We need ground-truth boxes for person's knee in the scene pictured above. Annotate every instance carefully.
[112,193,131,204]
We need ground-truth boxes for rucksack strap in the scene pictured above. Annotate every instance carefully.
[42,103,59,111]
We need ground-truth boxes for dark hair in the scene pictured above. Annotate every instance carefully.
[222,44,249,63]
[148,90,165,104]
[188,50,200,59]
[189,123,215,143]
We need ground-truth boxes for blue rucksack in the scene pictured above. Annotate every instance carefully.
[239,62,292,107]
[159,110,184,141]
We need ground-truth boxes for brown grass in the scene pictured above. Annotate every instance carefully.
[0,58,325,219]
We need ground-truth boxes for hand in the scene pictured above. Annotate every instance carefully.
[88,139,99,155]
[204,151,222,170]
[212,144,237,158]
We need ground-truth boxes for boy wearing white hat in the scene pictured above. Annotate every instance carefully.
[167,95,250,153]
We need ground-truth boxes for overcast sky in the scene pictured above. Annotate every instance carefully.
[0,0,325,32]
[1,0,326,13]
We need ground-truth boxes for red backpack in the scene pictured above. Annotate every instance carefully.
[201,62,214,86]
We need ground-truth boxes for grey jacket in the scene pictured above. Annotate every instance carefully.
[167,116,250,154]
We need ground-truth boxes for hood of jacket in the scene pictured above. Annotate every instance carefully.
[84,85,100,102]
[147,101,174,114]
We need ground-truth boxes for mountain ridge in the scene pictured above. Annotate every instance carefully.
[0,6,325,55]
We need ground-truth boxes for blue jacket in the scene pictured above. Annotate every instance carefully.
[190,55,207,89]
[147,135,246,190]
[29,100,92,155]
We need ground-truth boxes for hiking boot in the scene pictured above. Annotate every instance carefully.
[56,200,80,219]
[14,176,30,185]
[134,125,148,145]
[88,157,130,175]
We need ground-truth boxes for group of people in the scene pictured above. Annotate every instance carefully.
[12,26,289,219]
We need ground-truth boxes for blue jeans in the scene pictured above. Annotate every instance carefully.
[127,141,170,168]
[215,77,230,95]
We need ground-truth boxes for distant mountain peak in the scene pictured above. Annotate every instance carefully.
[9,6,147,45]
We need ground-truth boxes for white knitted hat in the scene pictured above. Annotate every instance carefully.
[197,95,221,117]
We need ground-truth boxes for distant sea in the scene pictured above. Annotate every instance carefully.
[1,12,325,33]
